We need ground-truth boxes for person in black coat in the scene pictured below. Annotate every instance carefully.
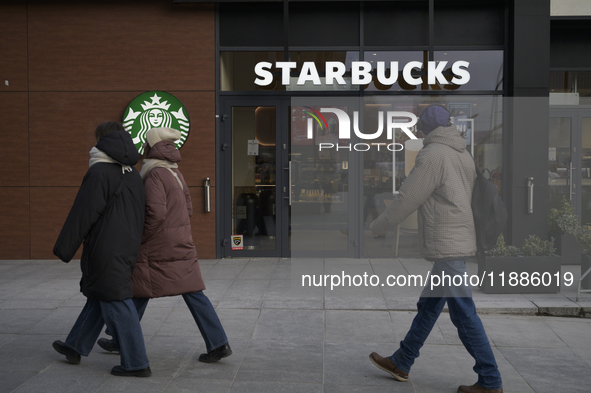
[52,122,152,377]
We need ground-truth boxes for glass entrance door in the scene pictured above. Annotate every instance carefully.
[220,98,357,258]
[549,108,591,225]
[221,99,287,257]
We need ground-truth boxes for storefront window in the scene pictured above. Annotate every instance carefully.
[550,71,591,105]
[287,51,360,91]
[363,51,503,92]
[362,95,503,257]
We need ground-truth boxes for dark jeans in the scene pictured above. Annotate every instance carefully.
[390,259,503,390]
[64,298,149,371]
[110,291,228,353]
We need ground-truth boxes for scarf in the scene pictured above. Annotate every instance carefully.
[89,147,132,173]
[140,158,183,190]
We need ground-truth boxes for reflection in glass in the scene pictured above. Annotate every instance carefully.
[548,117,572,216]
[290,105,350,254]
[231,107,276,251]
[362,96,503,257]
[363,51,503,92]
[550,71,591,105]
[287,51,360,91]
[582,118,591,225]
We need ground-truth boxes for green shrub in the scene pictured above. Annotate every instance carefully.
[522,235,556,257]
[576,225,591,256]
[487,234,520,257]
[548,197,579,236]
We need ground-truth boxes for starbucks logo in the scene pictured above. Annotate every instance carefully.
[123,91,190,153]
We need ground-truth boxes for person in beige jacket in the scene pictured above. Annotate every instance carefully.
[98,127,232,364]
[368,105,503,393]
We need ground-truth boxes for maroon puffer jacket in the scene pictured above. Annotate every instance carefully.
[132,140,205,298]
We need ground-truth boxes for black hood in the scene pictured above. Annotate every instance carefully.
[96,130,140,166]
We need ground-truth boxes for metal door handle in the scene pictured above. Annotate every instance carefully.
[570,162,575,201]
[527,177,534,214]
[204,177,211,212]
[283,162,292,206]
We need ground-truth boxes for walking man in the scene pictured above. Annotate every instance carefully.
[369,105,503,393]
[52,122,151,377]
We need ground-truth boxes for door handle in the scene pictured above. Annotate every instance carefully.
[283,162,292,206]
[527,177,534,214]
[570,162,575,201]
[204,177,211,212]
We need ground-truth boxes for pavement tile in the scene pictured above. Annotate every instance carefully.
[480,315,568,349]
[163,377,232,393]
[237,258,280,280]
[9,372,109,393]
[0,298,65,310]
[203,259,249,280]
[498,347,591,393]
[217,279,270,309]
[0,372,36,393]
[252,309,324,343]
[234,340,323,384]
[0,309,53,334]
[544,317,591,350]
[325,310,395,344]
[96,377,172,393]
[271,260,291,280]
[229,381,323,393]
[262,279,324,309]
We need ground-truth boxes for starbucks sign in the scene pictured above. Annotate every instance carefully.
[123,91,190,153]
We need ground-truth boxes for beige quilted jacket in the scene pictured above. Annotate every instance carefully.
[370,126,477,260]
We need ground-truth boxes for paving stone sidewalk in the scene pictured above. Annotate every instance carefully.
[1,258,591,393]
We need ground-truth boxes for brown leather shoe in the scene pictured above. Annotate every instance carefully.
[458,383,503,393]
[369,352,408,382]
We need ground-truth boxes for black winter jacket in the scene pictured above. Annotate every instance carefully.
[54,131,146,301]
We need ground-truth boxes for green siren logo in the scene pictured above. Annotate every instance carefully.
[123,91,190,153]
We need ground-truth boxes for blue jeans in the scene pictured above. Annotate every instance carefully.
[65,298,149,371]
[390,259,502,390]
[110,291,228,353]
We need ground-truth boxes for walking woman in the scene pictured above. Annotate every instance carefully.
[99,127,231,363]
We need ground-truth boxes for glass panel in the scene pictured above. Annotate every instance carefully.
[550,71,591,105]
[548,117,572,214]
[362,51,503,92]
[220,52,285,92]
[582,117,591,225]
[289,104,350,253]
[287,51,360,91]
[363,51,425,92]
[434,51,503,91]
[232,106,276,251]
[362,95,503,257]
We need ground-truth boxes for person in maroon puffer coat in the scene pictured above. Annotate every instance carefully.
[98,127,232,363]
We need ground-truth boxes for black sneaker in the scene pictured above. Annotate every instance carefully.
[111,365,152,377]
[52,340,81,364]
[198,343,233,363]
[97,338,120,353]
